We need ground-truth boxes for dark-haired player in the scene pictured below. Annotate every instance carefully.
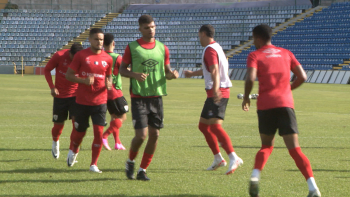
[242,24,321,197]
[101,33,127,151]
[120,14,179,181]
[65,28,113,173]
[184,24,243,175]
[44,43,83,159]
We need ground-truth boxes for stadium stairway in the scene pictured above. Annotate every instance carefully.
[40,12,120,66]
[225,6,325,59]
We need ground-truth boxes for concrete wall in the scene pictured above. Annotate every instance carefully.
[0,65,15,74]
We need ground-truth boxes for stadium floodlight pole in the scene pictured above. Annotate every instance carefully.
[13,62,16,74]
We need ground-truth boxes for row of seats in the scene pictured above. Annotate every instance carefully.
[0,9,106,13]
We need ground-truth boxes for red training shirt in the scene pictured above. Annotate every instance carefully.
[247,45,300,110]
[122,38,170,98]
[203,41,230,98]
[44,49,78,98]
[69,48,113,106]
[105,52,123,100]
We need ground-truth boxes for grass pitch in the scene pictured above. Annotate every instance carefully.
[0,74,349,196]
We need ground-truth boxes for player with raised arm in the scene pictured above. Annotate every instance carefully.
[184,24,243,175]
[120,15,179,181]
[44,43,83,159]
[65,28,113,173]
[101,33,128,151]
[242,24,321,197]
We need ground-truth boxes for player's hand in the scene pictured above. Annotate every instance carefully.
[106,79,112,90]
[135,73,148,82]
[84,76,94,85]
[166,70,179,80]
[242,98,250,111]
[213,90,222,104]
[183,70,192,78]
[50,88,59,97]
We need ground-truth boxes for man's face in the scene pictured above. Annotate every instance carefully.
[139,21,156,39]
[89,33,104,51]
[253,34,260,49]
[198,31,205,47]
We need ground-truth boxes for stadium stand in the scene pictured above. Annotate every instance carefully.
[0,9,106,67]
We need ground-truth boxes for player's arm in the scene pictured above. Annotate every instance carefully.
[291,65,307,90]
[119,45,148,82]
[105,58,113,90]
[183,69,203,78]
[243,53,257,111]
[66,68,94,85]
[209,64,222,103]
[44,53,59,97]
[163,45,179,80]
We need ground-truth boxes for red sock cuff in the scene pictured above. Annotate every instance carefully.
[198,122,209,129]
[261,144,274,151]
[129,150,138,161]
[111,118,122,129]
[140,152,154,170]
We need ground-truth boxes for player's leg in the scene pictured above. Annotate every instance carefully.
[199,98,224,170]
[51,97,70,159]
[110,96,128,150]
[279,108,320,197]
[126,97,148,179]
[89,104,108,173]
[136,97,163,181]
[67,103,89,167]
[249,109,277,197]
[102,99,117,150]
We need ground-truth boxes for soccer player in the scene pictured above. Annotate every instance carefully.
[183,24,243,175]
[119,15,179,181]
[242,24,321,197]
[44,43,83,159]
[101,33,128,151]
[65,28,113,173]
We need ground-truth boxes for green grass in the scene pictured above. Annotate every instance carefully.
[0,74,349,197]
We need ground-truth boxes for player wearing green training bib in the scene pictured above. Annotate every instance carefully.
[120,15,179,181]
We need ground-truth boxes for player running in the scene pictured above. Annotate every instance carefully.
[65,28,113,173]
[184,24,243,175]
[120,15,179,181]
[101,33,128,151]
[44,43,83,159]
[242,24,321,197]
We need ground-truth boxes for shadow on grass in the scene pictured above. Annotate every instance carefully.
[0,167,124,174]
[0,178,118,184]
[193,145,350,149]
[0,159,30,162]
[0,195,217,197]
[287,169,350,173]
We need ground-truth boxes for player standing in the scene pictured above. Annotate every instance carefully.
[184,24,243,175]
[65,28,113,173]
[101,33,128,151]
[44,43,83,159]
[119,15,179,181]
[242,24,321,197]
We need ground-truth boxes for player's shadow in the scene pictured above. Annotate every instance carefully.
[0,148,69,152]
[0,159,30,163]
[193,145,350,150]
[0,167,124,174]
[287,169,350,173]
[0,195,217,197]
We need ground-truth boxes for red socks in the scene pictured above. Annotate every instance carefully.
[198,122,220,155]
[210,124,234,154]
[102,118,122,144]
[91,125,104,166]
[69,127,86,153]
[51,124,64,141]
[289,147,314,180]
[129,149,138,161]
[254,145,274,170]
[140,152,154,169]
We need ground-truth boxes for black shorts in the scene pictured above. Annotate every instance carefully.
[257,107,299,136]
[131,97,163,129]
[107,96,129,116]
[200,98,229,120]
[52,97,77,123]
[74,103,107,132]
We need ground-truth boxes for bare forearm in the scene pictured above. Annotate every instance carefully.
[66,74,86,84]
[190,69,203,77]
[244,80,253,100]
[120,66,137,79]
[211,70,220,92]
[291,77,305,90]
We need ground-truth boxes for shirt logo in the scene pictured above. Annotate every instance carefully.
[94,61,99,65]
[85,57,91,65]
[263,48,282,58]
[63,59,68,66]
[82,71,86,76]
[141,59,158,73]
[102,61,107,67]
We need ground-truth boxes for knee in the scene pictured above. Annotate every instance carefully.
[198,122,209,133]
[135,133,147,142]
[148,131,159,140]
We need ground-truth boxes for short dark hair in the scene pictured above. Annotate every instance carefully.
[252,24,272,42]
[70,43,83,56]
[199,24,215,38]
[138,15,154,26]
[89,28,103,37]
[103,33,114,46]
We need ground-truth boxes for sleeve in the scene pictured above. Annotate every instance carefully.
[69,52,81,72]
[203,47,219,72]
[122,45,132,65]
[247,53,258,69]
[289,50,301,70]
[113,55,122,76]
[106,56,113,76]
[44,52,59,89]
[164,45,170,65]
